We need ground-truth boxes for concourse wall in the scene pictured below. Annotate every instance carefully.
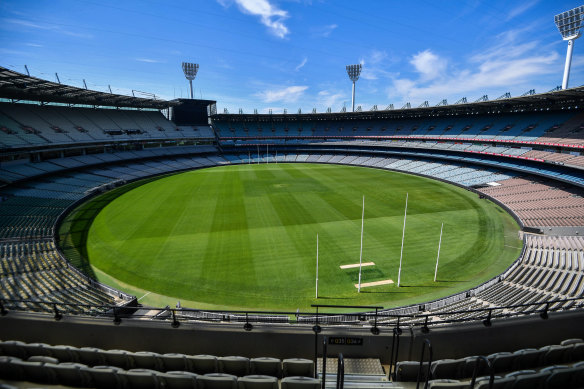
[2,310,583,363]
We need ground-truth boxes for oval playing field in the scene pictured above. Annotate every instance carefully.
[76,163,521,310]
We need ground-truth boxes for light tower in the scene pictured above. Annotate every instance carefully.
[555,6,584,89]
[346,64,362,112]
[182,62,199,99]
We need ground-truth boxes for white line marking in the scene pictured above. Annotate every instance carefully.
[340,262,375,269]
[354,279,394,288]
[138,292,151,301]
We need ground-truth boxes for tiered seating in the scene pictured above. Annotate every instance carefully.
[0,145,218,184]
[0,151,234,314]
[536,112,584,144]
[521,149,584,168]
[478,177,584,227]
[0,103,213,148]
[0,240,118,313]
[0,340,318,389]
[470,235,583,309]
[395,338,584,388]
[213,111,576,143]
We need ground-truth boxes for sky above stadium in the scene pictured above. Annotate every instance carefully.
[1,0,583,113]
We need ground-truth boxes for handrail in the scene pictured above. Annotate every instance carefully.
[388,317,402,380]
[1,297,583,330]
[469,356,494,389]
[416,339,433,389]
[336,353,344,389]
[321,336,327,389]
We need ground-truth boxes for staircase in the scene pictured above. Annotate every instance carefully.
[317,358,416,389]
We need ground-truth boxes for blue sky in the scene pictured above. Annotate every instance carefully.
[1,0,583,113]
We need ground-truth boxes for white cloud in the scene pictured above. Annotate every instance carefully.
[311,24,337,38]
[506,0,539,21]
[388,29,559,105]
[358,50,394,81]
[4,18,93,38]
[317,90,345,109]
[135,58,165,63]
[218,0,290,38]
[295,57,308,71]
[410,50,447,81]
[256,85,308,103]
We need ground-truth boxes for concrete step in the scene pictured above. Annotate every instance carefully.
[323,381,415,389]
[318,358,385,376]
[319,373,388,382]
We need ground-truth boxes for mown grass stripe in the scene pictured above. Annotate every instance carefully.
[58,163,524,310]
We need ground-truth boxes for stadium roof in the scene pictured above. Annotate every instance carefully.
[212,86,584,121]
[0,66,176,109]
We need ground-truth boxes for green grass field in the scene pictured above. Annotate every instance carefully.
[59,163,522,311]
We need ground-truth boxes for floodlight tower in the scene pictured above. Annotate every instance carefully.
[555,6,584,89]
[182,62,199,99]
[346,64,362,112]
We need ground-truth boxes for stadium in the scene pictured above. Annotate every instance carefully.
[1,1,584,388]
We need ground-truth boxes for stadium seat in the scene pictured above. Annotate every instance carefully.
[560,338,583,346]
[22,342,53,358]
[395,361,429,381]
[488,352,516,374]
[120,368,163,389]
[11,359,57,384]
[80,365,126,389]
[48,344,79,363]
[504,370,536,378]
[51,362,91,387]
[514,349,542,369]
[186,354,218,374]
[132,351,164,371]
[280,376,320,389]
[250,357,282,378]
[282,358,314,378]
[509,371,550,389]
[462,356,491,378]
[0,340,27,359]
[426,379,467,388]
[103,349,135,370]
[570,343,584,362]
[158,371,198,389]
[198,373,238,389]
[76,346,107,366]
[473,376,515,389]
[0,356,23,381]
[238,374,279,389]
[27,355,59,364]
[542,345,572,365]
[163,353,190,371]
[431,358,463,379]
[219,356,250,376]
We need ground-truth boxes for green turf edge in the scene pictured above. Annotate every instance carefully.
[59,163,523,312]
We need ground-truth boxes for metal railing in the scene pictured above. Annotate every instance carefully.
[416,339,433,389]
[1,296,583,330]
[336,354,345,389]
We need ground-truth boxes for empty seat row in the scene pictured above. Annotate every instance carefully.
[0,355,320,389]
[426,362,584,388]
[0,340,314,378]
[395,338,584,382]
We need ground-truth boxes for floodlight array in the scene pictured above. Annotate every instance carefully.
[555,6,584,40]
[346,64,362,82]
[182,62,199,80]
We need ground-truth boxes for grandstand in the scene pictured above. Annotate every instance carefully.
[1,62,584,388]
